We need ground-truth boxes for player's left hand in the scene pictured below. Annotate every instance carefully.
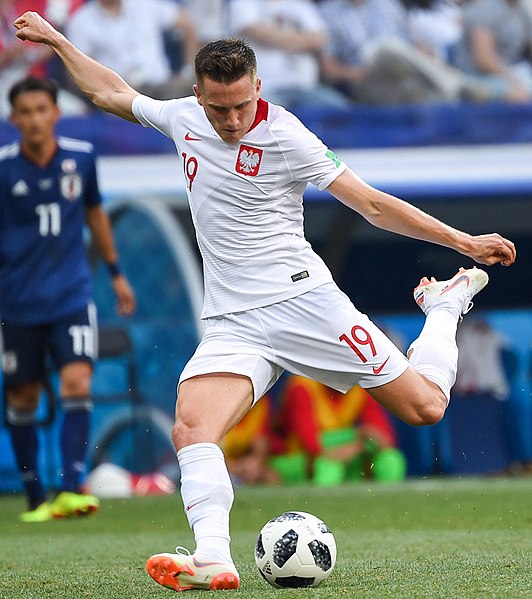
[112,275,136,315]
[466,233,516,267]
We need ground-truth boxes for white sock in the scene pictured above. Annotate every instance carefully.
[408,304,460,403]
[178,442,235,567]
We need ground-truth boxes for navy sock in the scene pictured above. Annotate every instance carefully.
[59,397,92,493]
[6,406,46,510]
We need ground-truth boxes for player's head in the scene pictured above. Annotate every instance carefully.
[9,77,60,147]
[193,38,262,143]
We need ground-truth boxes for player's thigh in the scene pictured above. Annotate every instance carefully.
[48,305,96,380]
[175,373,255,447]
[1,321,47,405]
[368,364,446,426]
[179,316,283,404]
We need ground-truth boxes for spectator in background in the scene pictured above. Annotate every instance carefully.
[228,0,350,109]
[402,0,463,62]
[182,0,226,46]
[0,0,85,117]
[456,318,532,476]
[319,0,489,103]
[271,376,406,484]
[453,0,532,102]
[66,0,198,101]
[455,318,513,400]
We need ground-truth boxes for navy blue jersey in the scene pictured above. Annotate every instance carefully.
[0,137,102,324]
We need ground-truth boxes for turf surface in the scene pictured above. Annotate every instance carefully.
[1,477,531,598]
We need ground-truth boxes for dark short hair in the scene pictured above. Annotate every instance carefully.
[9,76,59,107]
[195,38,257,87]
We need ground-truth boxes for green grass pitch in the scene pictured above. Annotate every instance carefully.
[1,477,531,598]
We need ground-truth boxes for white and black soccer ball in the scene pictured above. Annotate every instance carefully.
[254,511,337,588]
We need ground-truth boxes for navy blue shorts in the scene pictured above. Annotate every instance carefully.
[0,304,98,386]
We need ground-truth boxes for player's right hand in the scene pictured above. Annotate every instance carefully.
[13,11,58,45]
[466,232,516,267]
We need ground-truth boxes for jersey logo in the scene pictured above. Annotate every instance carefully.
[39,178,53,190]
[185,132,202,141]
[186,497,209,512]
[325,149,341,168]
[236,145,263,176]
[291,270,309,282]
[12,179,29,196]
[61,158,77,173]
[60,173,82,201]
[372,356,390,375]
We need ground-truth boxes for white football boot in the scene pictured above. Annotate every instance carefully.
[146,546,239,592]
[413,267,489,317]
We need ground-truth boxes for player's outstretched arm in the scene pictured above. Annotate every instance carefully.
[327,168,516,267]
[13,12,138,122]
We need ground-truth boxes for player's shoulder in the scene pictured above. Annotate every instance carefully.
[133,94,199,125]
[264,101,317,144]
[57,136,95,155]
[0,141,21,164]
[266,101,305,131]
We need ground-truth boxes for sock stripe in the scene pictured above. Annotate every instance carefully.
[6,405,37,426]
[61,396,93,412]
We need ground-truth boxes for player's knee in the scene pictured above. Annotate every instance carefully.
[5,384,40,410]
[60,374,91,397]
[171,415,205,450]
[60,362,92,396]
[406,394,446,426]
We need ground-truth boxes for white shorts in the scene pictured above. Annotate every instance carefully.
[179,283,409,403]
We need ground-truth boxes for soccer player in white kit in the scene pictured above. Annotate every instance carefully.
[13,12,517,592]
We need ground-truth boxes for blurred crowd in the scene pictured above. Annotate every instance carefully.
[2,0,532,118]
[223,375,407,486]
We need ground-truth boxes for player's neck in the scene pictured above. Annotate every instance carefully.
[21,137,58,168]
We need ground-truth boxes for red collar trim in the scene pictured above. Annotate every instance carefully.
[248,98,268,133]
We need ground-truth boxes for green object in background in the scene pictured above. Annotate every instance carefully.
[269,453,308,483]
[271,428,406,485]
[313,456,345,486]
[372,447,407,482]
[344,454,366,481]
[321,427,357,447]
[318,428,359,485]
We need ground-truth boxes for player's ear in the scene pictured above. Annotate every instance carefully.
[193,84,203,105]
[256,78,262,97]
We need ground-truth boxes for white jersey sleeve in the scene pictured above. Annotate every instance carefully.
[132,94,188,138]
[270,108,347,190]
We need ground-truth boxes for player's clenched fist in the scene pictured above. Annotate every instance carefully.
[13,11,59,45]
[468,233,516,267]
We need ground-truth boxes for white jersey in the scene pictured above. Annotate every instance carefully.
[132,95,347,318]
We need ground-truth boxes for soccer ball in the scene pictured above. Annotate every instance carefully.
[254,511,337,588]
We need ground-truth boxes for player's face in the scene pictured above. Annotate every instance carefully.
[10,90,60,148]
[194,74,261,143]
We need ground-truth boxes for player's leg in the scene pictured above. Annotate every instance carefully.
[48,305,99,517]
[1,321,51,521]
[369,267,489,422]
[146,316,282,591]
[147,373,253,591]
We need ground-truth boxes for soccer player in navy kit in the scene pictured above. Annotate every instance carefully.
[0,76,136,522]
